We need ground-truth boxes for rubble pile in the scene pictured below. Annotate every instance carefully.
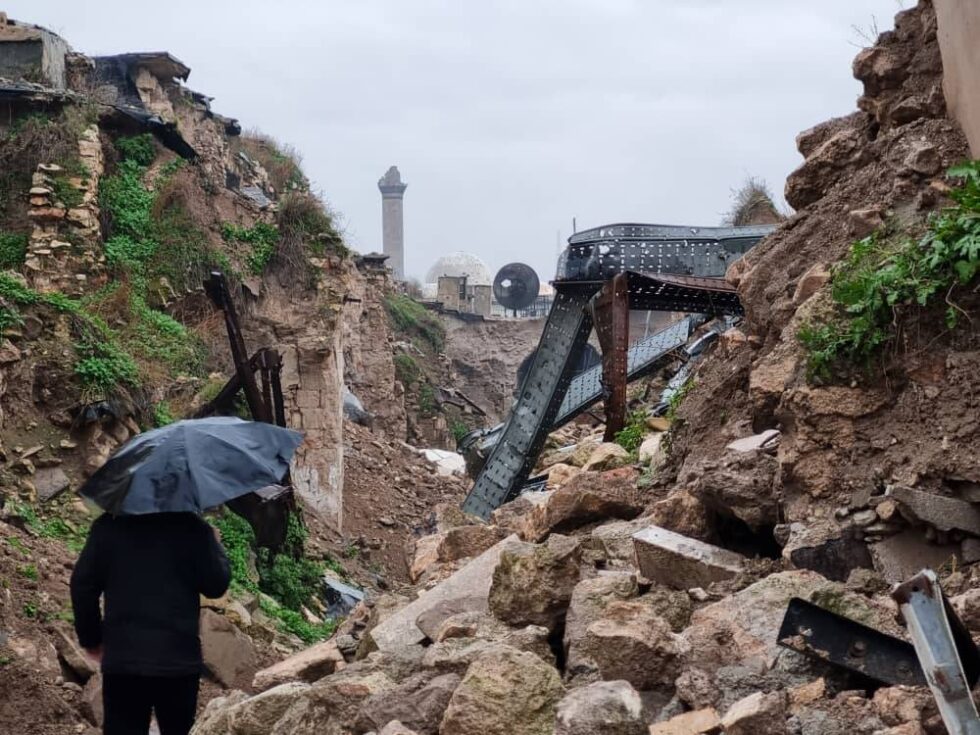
[187,2,980,733]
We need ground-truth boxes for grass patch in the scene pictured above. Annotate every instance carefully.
[235,131,308,193]
[210,510,342,644]
[384,294,444,352]
[4,500,90,554]
[18,564,37,581]
[799,161,980,381]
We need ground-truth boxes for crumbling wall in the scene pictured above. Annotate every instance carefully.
[668,0,976,579]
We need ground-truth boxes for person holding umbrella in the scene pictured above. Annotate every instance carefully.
[70,416,303,735]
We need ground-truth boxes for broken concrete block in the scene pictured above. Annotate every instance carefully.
[725,429,780,453]
[887,484,980,534]
[648,707,721,734]
[368,535,526,651]
[869,528,960,583]
[251,639,346,692]
[632,525,746,589]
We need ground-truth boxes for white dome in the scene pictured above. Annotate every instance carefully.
[425,252,492,286]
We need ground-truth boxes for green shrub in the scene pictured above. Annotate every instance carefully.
[209,510,341,644]
[384,294,444,352]
[393,353,420,384]
[222,222,280,275]
[115,133,157,167]
[418,383,436,416]
[51,174,83,209]
[18,564,37,580]
[153,401,175,427]
[450,419,470,443]
[799,161,980,380]
[0,232,28,268]
[613,411,647,455]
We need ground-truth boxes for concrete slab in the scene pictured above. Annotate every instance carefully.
[632,525,746,590]
[887,484,980,534]
[869,528,960,583]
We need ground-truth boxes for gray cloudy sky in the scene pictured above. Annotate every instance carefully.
[13,0,904,282]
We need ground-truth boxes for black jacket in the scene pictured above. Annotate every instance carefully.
[70,512,231,676]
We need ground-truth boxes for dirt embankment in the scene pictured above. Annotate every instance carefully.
[440,316,546,423]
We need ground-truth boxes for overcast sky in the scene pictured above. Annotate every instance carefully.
[13,0,905,282]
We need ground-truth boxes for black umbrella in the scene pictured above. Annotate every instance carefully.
[79,417,304,515]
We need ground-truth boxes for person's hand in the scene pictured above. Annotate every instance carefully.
[85,645,103,665]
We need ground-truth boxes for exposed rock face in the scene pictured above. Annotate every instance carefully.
[553,680,646,735]
[438,647,563,735]
[488,533,582,631]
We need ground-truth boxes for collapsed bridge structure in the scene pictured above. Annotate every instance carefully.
[461,222,775,520]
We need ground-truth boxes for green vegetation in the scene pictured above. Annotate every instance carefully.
[237,132,308,193]
[800,162,980,380]
[418,383,436,416]
[613,411,647,455]
[384,294,444,352]
[0,232,28,268]
[393,353,420,384]
[18,564,37,581]
[450,418,471,443]
[153,401,175,427]
[5,499,90,554]
[22,602,37,619]
[50,172,84,209]
[0,273,141,399]
[93,134,210,389]
[277,193,347,259]
[210,510,341,643]
[221,222,280,275]
[115,133,156,167]
[666,378,695,421]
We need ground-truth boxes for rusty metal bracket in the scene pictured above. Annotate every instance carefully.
[893,570,980,735]
[777,597,926,687]
[593,273,629,441]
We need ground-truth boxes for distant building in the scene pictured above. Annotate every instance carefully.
[436,276,492,317]
[425,252,492,287]
[378,166,407,280]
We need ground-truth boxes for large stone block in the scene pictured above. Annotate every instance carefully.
[368,535,527,650]
[252,639,346,692]
[554,680,646,735]
[200,608,258,688]
[632,525,746,589]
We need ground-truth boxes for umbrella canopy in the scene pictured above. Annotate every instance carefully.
[79,417,304,515]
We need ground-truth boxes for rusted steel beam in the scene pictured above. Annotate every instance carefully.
[594,273,630,441]
[204,271,270,423]
[268,350,287,428]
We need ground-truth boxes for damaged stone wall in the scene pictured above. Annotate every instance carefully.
[25,124,106,295]
[669,0,977,584]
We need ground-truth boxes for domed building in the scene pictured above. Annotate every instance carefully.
[425,252,492,287]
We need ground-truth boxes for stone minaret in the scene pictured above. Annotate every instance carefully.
[378,166,407,280]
